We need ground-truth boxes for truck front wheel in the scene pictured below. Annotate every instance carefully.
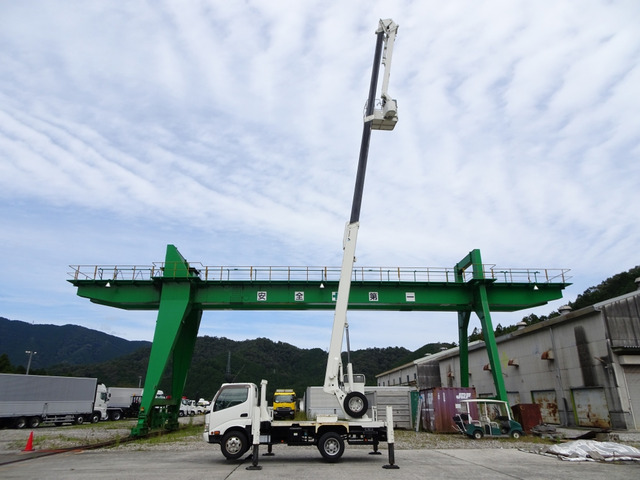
[344,392,368,418]
[220,431,249,460]
[317,432,345,462]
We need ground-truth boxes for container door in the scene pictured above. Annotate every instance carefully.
[624,366,640,430]
[572,388,610,428]
[531,390,560,424]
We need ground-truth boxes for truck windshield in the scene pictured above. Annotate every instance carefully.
[213,386,249,412]
[275,395,295,403]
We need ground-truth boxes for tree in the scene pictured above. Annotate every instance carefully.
[0,353,14,373]
[469,327,483,342]
[569,266,640,311]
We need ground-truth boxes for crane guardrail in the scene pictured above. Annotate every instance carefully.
[69,264,570,285]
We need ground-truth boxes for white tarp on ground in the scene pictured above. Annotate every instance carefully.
[544,440,640,462]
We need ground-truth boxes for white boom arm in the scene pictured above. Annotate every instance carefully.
[323,19,398,420]
[322,221,359,398]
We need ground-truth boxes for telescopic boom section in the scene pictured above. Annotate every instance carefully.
[323,19,399,420]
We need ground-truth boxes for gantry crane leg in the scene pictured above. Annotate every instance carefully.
[457,311,471,387]
[455,249,508,401]
[473,283,508,402]
[132,245,201,437]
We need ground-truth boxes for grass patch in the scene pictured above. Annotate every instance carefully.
[393,429,555,448]
[129,423,203,447]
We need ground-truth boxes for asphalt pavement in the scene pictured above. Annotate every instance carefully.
[1,443,639,479]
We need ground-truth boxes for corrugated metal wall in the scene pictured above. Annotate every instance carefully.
[369,387,414,429]
[604,295,640,351]
[420,387,476,432]
[304,386,415,429]
[417,362,442,390]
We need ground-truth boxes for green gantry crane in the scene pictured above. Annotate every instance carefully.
[69,245,569,436]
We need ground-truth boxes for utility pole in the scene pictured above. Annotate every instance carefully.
[25,350,37,375]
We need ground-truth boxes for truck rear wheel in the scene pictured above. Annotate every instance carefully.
[344,392,368,418]
[28,416,41,428]
[220,431,249,460]
[75,415,85,425]
[318,432,345,462]
[110,411,122,421]
[14,417,27,429]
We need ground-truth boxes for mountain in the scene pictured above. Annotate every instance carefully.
[0,317,150,371]
[1,315,452,400]
[43,336,422,401]
[1,314,444,399]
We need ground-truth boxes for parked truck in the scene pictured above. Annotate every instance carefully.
[179,397,200,416]
[0,373,107,428]
[203,379,390,462]
[272,389,296,420]
[103,386,142,420]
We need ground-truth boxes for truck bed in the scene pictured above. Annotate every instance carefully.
[269,417,386,429]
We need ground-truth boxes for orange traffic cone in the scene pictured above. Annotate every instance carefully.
[23,431,34,452]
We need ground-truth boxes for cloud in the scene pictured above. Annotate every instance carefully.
[1,1,639,348]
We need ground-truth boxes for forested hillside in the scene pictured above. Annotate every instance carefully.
[44,336,423,400]
[469,265,640,341]
[0,317,150,371]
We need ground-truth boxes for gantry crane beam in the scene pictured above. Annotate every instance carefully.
[70,275,566,313]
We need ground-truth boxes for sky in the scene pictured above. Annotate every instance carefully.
[1,0,639,357]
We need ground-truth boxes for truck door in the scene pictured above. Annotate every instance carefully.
[211,384,253,422]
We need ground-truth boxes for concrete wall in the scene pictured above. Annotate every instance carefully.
[376,291,640,430]
[434,308,637,429]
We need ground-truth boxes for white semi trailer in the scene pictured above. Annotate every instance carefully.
[0,373,107,428]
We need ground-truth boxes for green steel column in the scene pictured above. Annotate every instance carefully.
[455,250,480,389]
[166,307,202,431]
[457,311,471,387]
[132,245,200,436]
[474,282,508,401]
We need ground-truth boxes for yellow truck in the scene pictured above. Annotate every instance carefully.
[272,389,296,420]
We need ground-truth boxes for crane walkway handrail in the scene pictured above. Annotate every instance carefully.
[69,264,570,285]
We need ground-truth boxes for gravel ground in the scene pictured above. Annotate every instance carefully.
[2,416,638,454]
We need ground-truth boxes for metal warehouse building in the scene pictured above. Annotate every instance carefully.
[377,287,640,430]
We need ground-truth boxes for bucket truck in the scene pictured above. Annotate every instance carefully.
[202,19,399,463]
